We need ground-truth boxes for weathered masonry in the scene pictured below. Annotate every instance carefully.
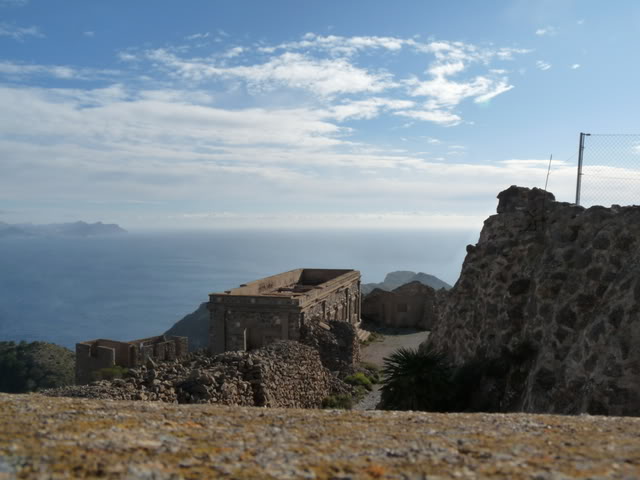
[75,335,188,385]
[208,269,361,354]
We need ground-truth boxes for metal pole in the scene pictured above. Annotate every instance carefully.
[575,132,590,205]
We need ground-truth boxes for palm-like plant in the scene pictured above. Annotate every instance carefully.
[380,347,453,411]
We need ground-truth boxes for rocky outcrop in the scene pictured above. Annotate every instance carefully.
[362,281,439,329]
[46,341,345,409]
[425,185,640,416]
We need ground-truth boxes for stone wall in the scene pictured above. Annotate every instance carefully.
[301,320,360,375]
[362,281,437,329]
[75,335,188,385]
[209,269,360,357]
[425,185,640,415]
[49,341,345,409]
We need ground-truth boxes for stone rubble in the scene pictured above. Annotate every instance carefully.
[45,341,350,409]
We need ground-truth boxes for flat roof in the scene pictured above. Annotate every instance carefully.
[212,268,359,299]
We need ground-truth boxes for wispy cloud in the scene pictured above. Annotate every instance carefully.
[83,31,95,38]
[0,60,118,80]
[145,49,394,96]
[0,0,29,6]
[536,60,552,71]
[535,26,557,36]
[120,34,529,126]
[0,22,42,40]
[0,33,544,227]
[185,32,210,41]
[570,63,581,70]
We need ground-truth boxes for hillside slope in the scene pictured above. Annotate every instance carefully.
[0,341,74,393]
[164,302,209,351]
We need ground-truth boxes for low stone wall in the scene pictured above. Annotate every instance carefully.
[46,341,345,409]
[75,335,188,385]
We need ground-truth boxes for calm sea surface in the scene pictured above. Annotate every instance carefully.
[0,229,477,348]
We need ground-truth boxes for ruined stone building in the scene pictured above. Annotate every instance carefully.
[208,269,361,354]
[75,335,188,385]
[362,281,438,330]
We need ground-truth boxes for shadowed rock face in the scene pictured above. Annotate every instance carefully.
[425,185,640,416]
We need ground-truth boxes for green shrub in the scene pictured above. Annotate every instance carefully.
[380,347,453,412]
[321,394,353,409]
[358,362,381,384]
[344,372,373,391]
[378,341,539,413]
[90,365,129,382]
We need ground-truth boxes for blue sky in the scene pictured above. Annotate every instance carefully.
[1,0,639,230]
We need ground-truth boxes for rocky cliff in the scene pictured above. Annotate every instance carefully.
[425,185,640,416]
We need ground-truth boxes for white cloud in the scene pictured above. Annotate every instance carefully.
[325,97,414,122]
[0,22,42,40]
[0,60,118,80]
[83,31,95,37]
[146,49,394,96]
[125,34,529,126]
[0,0,29,6]
[0,61,75,78]
[259,33,408,56]
[536,60,552,71]
[535,26,557,36]
[223,46,244,58]
[394,108,462,127]
[185,32,210,41]
[0,33,542,227]
[118,52,137,62]
[570,63,581,70]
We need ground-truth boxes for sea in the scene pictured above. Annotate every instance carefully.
[0,228,478,349]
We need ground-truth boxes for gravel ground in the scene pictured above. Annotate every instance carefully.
[359,328,431,367]
[1,393,639,479]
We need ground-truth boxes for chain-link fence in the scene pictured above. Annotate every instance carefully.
[576,133,640,207]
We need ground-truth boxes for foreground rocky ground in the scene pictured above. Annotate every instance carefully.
[1,393,639,479]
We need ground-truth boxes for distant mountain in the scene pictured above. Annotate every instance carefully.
[164,303,209,352]
[0,221,126,238]
[361,270,451,296]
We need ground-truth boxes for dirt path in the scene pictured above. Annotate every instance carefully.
[360,328,431,367]
[354,328,430,410]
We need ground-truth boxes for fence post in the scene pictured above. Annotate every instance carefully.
[575,132,590,205]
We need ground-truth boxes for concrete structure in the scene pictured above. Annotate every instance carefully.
[208,269,361,354]
[75,335,188,385]
[362,281,438,330]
